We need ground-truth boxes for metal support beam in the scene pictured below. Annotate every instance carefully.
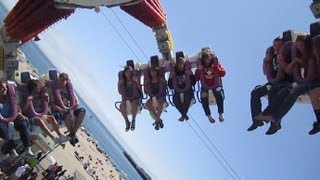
[54,0,140,9]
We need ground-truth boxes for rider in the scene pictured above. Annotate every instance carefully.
[168,57,196,121]
[49,73,86,146]
[256,35,317,133]
[195,50,226,123]
[305,35,320,135]
[248,37,285,132]
[0,81,33,157]
[118,66,142,131]
[23,79,69,144]
[145,66,167,130]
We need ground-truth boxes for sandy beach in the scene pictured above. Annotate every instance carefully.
[36,127,124,180]
[0,53,124,180]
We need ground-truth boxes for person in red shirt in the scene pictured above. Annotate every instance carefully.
[195,50,226,123]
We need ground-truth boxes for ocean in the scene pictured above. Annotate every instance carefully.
[0,3,142,180]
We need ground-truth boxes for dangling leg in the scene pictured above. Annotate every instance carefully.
[46,115,70,143]
[309,87,320,135]
[173,93,185,121]
[182,91,194,121]
[72,108,85,135]
[46,115,62,136]
[214,88,225,122]
[13,119,33,156]
[248,85,268,131]
[130,100,138,131]
[120,102,130,132]
[64,113,74,134]
[156,97,165,129]
[33,118,55,140]
[201,91,214,123]
[146,98,159,130]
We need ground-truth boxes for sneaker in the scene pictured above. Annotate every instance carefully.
[265,122,281,135]
[53,136,60,145]
[154,121,160,130]
[208,115,215,123]
[11,149,19,158]
[130,120,136,131]
[184,115,189,121]
[247,121,264,131]
[219,114,225,122]
[178,116,184,122]
[159,119,164,129]
[125,121,130,132]
[25,147,35,157]
[309,121,320,135]
[69,135,79,147]
[59,135,72,144]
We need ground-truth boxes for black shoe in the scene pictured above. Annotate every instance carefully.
[68,134,78,146]
[159,119,164,129]
[125,121,130,132]
[178,116,185,122]
[130,120,136,131]
[247,121,264,131]
[265,122,280,135]
[309,121,320,135]
[154,122,160,130]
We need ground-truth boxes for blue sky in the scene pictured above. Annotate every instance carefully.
[3,0,320,180]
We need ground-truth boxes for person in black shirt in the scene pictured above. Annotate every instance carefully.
[168,58,196,121]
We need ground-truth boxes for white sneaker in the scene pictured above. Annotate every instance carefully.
[208,115,215,123]
[11,149,19,157]
[25,147,35,157]
[59,135,71,144]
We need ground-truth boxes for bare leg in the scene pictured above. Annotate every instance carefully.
[120,102,129,122]
[120,102,130,131]
[156,97,165,121]
[64,114,73,134]
[131,100,138,130]
[146,99,158,122]
[131,100,138,121]
[72,111,85,134]
[34,118,55,139]
[46,115,62,136]
[310,88,320,110]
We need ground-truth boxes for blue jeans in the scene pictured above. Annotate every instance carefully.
[270,82,320,123]
[13,119,32,148]
[0,121,10,141]
[201,87,225,116]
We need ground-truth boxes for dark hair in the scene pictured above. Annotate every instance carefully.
[148,66,161,81]
[122,66,133,86]
[27,79,41,92]
[296,35,312,58]
[175,58,185,73]
[59,73,69,81]
[273,36,283,42]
